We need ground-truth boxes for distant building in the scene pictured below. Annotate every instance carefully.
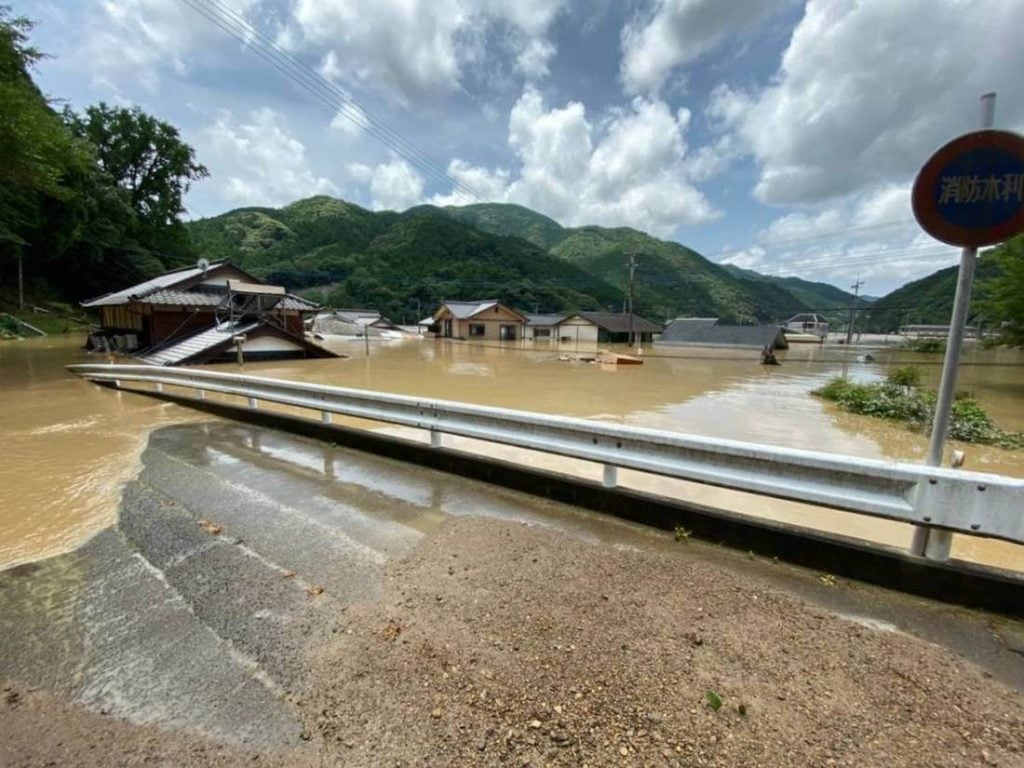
[523,313,567,340]
[657,318,789,350]
[431,300,527,341]
[899,324,978,338]
[81,261,336,365]
[558,312,663,345]
[313,309,405,337]
[783,313,829,340]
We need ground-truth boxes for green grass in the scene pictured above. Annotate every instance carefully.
[813,368,1022,449]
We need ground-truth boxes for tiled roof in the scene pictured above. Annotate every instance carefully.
[440,300,501,319]
[575,311,664,333]
[657,320,788,349]
[133,289,319,312]
[523,313,566,326]
[81,262,228,307]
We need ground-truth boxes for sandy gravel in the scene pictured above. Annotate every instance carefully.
[308,518,1023,767]
[3,516,1022,767]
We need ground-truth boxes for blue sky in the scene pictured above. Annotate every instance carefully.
[27,0,1024,293]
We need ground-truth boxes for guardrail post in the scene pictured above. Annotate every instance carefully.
[196,388,205,400]
[430,429,442,448]
[155,382,163,393]
[248,397,259,409]
[321,411,332,424]
[114,379,121,388]
[603,464,618,488]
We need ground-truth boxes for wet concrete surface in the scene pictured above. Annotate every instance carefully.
[1,421,1021,753]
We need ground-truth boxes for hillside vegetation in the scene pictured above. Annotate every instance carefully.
[189,198,625,323]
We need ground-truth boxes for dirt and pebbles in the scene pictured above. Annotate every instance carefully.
[3,516,1022,767]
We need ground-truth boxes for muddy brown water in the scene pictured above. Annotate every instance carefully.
[1,334,1021,571]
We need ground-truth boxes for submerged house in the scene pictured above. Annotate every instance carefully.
[312,309,406,338]
[656,318,789,350]
[81,261,337,365]
[431,300,527,341]
[523,313,567,340]
[783,313,829,341]
[558,312,663,345]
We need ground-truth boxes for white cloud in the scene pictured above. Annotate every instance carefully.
[287,0,568,102]
[329,102,372,139]
[503,89,720,235]
[621,0,783,94]
[198,108,339,207]
[370,158,426,211]
[727,184,959,293]
[709,0,1024,206]
[82,0,259,90]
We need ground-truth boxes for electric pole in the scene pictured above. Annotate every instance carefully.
[627,253,637,347]
[845,276,863,345]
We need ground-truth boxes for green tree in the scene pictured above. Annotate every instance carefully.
[983,235,1024,346]
[64,103,208,258]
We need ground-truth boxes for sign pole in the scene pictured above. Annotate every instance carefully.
[910,92,996,559]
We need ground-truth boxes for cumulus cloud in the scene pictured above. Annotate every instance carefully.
[287,0,568,102]
[370,158,426,211]
[198,108,339,207]
[425,89,720,236]
[82,0,260,89]
[621,0,783,94]
[708,0,1024,206]
[722,184,960,292]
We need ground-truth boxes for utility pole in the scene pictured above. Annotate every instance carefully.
[845,277,863,345]
[17,251,24,311]
[627,253,637,347]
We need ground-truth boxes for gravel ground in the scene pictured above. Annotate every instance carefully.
[2,516,1022,767]
[308,518,1023,768]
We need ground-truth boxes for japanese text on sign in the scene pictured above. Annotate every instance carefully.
[938,173,1024,204]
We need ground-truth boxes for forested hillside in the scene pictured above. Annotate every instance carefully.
[188,198,625,323]
[0,10,207,306]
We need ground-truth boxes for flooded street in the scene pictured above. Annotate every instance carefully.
[1,334,1022,570]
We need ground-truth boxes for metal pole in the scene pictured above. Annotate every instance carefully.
[911,92,996,560]
[627,254,637,348]
[845,277,863,346]
[17,252,24,311]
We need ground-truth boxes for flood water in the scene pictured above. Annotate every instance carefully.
[1,334,1022,571]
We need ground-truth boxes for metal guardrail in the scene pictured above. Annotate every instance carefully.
[68,364,1024,555]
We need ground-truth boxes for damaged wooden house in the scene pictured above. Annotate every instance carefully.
[81,260,338,365]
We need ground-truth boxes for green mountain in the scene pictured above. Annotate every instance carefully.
[721,264,859,323]
[187,196,853,324]
[440,204,814,323]
[444,203,567,250]
[860,255,1002,333]
[188,197,624,323]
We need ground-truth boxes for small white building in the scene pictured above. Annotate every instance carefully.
[783,313,829,341]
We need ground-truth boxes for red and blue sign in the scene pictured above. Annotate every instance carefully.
[912,129,1024,247]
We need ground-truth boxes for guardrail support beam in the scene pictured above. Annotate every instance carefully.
[430,429,442,448]
[248,397,259,409]
[155,382,163,393]
[321,411,332,425]
[603,464,618,489]
[196,389,205,400]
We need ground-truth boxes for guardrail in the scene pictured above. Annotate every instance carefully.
[68,363,1024,558]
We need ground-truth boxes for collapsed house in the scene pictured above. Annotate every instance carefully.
[81,260,338,365]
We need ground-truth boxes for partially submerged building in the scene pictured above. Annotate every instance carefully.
[523,313,567,340]
[657,318,789,350]
[783,313,829,341]
[81,261,337,365]
[559,312,663,345]
[431,300,527,341]
[312,309,406,338]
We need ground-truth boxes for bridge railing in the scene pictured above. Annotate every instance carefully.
[68,363,1024,558]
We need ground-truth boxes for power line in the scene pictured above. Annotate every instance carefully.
[176,0,484,203]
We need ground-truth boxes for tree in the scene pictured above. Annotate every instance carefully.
[983,235,1024,346]
[65,103,208,258]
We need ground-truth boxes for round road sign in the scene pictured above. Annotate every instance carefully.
[912,129,1024,247]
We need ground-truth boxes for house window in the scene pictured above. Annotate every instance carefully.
[469,323,485,336]
[534,328,551,338]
